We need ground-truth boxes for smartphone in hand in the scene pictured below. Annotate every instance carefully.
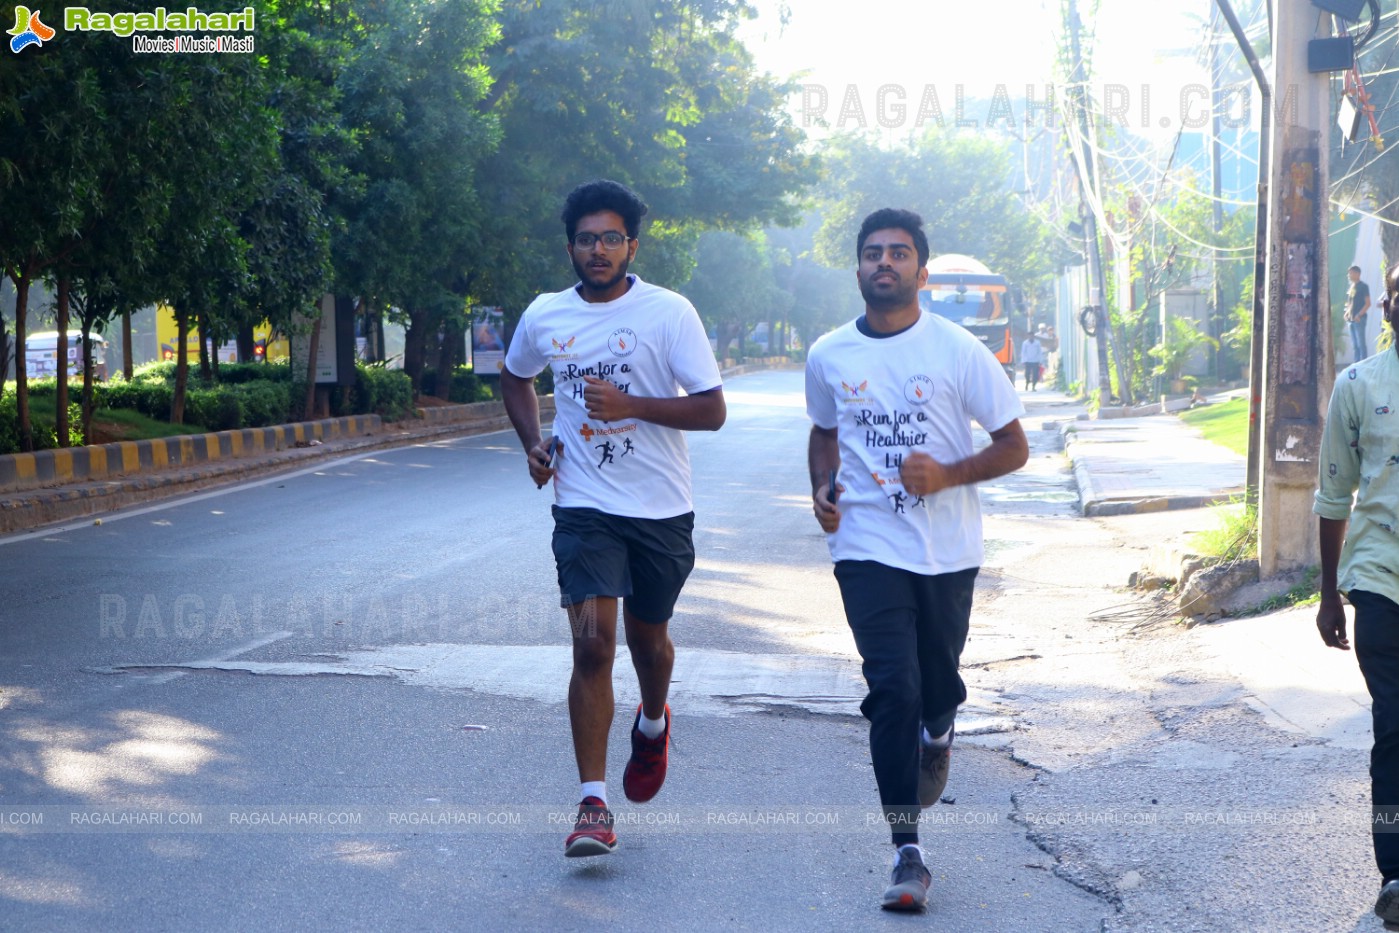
[537,437,559,489]
[826,469,839,504]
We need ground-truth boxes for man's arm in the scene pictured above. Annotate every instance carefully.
[1316,516,1350,649]
[500,366,555,487]
[581,377,725,431]
[808,425,841,533]
[898,420,1030,497]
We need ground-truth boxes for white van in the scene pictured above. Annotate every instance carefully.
[25,331,108,381]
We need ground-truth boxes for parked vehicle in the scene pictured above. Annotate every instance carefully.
[918,254,1015,375]
[25,330,108,381]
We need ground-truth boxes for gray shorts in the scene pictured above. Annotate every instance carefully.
[551,506,696,624]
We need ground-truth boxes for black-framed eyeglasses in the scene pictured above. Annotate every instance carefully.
[571,231,632,251]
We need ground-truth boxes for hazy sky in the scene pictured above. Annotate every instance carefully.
[736,1,1223,137]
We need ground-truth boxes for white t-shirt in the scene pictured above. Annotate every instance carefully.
[506,275,722,519]
[805,312,1026,575]
[1020,338,1044,365]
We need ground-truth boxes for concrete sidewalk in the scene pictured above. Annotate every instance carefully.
[1063,404,1246,516]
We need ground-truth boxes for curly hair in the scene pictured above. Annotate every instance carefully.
[561,180,649,240]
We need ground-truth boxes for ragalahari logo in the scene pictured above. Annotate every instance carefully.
[9,6,55,53]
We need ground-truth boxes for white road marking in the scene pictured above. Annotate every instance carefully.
[112,643,1012,730]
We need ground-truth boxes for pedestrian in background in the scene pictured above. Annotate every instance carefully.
[1316,263,1399,926]
[1346,264,1372,364]
[500,179,726,858]
[1019,330,1044,391]
[805,208,1029,912]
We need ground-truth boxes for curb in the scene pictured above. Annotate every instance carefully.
[0,415,381,495]
[1061,423,1241,517]
[0,397,554,535]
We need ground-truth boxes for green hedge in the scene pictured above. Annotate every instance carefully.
[0,362,413,454]
[352,365,414,421]
[420,365,498,404]
[0,388,85,451]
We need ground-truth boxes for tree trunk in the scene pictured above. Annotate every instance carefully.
[81,321,95,442]
[403,311,428,398]
[434,323,457,400]
[197,311,212,382]
[55,277,70,447]
[236,323,255,363]
[172,306,189,424]
[121,309,134,379]
[12,271,33,452]
[303,311,321,421]
[0,312,10,390]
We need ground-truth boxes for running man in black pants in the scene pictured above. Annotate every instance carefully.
[805,208,1028,910]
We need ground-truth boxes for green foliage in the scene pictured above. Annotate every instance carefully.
[1188,498,1258,565]
[0,390,83,452]
[353,365,415,421]
[1150,316,1219,382]
[97,378,175,422]
[810,129,1057,295]
[419,366,497,403]
[682,230,787,359]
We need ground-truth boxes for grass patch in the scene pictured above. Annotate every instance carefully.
[1188,498,1258,564]
[1178,397,1248,457]
[88,408,206,444]
[1246,567,1321,616]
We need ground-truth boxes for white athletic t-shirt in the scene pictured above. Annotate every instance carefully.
[506,275,722,519]
[805,312,1026,575]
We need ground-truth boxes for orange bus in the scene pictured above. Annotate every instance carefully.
[918,254,1015,376]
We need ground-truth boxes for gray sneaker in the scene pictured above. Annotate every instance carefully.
[881,846,931,911]
[918,726,953,809]
[1377,878,1399,927]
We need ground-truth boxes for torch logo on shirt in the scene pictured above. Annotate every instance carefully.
[904,375,934,406]
[608,327,637,358]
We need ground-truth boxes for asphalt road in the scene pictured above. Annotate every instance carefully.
[0,370,1382,931]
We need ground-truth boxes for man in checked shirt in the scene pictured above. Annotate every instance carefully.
[1316,264,1399,929]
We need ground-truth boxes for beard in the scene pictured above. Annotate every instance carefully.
[858,271,918,311]
[572,251,631,295]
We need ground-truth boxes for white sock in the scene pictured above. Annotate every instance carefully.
[638,709,667,739]
[895,843,923,866]
[581,781,607,805]
[922,726,952,748]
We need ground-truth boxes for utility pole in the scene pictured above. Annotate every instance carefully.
[1257,0,1335,575]
[1209,6,1227,380]
[1213,0,1271,512]
[1066,0,1114,408]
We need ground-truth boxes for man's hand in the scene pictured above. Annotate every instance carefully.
[527,437,560,489]
[583,376,634,422]
[899,451,952,497]
[813,482,843,533]
[1316,592,1350,650]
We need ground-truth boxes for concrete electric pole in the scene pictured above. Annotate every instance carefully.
[1257,0,1337,576]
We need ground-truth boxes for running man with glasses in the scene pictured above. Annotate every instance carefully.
[501,179,726,857]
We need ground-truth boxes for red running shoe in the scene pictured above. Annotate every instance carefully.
[622,703,669,803]
[563,796,616,858]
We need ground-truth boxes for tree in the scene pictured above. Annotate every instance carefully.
[810,130,1055,296]
[468,0,815,320]
[331,0,501,397]
[680,230,784,360]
